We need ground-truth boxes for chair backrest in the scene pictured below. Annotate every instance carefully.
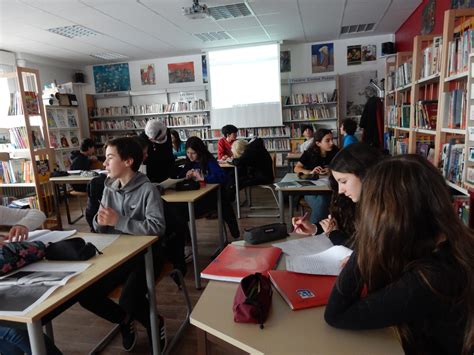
[270,153,276,183]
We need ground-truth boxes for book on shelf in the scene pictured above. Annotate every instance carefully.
[24,91,40,115]
[35,159,50,183]
[447,27,474,76]
[67,109,78,127]
[59,132,70,148]
[49,132,59,148]
[0,159,34,184]
[30,127,45,149]
[69,131,79,147]
[441,141,465,186]
[268,270,337,310]
[420,36,443,79]
[415,100,437,130]
[55,109,68,128]
[200,244,282,283]
[46,110,57,128]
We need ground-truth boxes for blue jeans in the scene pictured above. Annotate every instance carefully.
[304,194,331,224]
[0,324,61,355]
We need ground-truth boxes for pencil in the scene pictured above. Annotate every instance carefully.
[98,199,106,208]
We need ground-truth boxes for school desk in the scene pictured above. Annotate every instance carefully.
[219,161,241,219]
[0,233,162,355]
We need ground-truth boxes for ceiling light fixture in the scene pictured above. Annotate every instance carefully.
[47,25,100,38]
[90,53,128,60]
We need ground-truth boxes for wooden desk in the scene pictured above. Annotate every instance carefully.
[0,233,162,355]
[161,184,225,289]
[274,173,331,226]
[50,175,94,229]
[219,162,241,219]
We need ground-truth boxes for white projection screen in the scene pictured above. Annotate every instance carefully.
[208,43,282,129]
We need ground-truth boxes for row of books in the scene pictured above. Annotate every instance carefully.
[415,140,435,162]
[442,141,465,186]
[46,108,78,128]
[92,99,209,117]
[9,127,45,149]
[0,159,34,184]
[395,61,413,88]
[414,100,437,130]
[263,138,290,151]
[387,135,409,155]
[282,91,336,105]
[176,129,209,141]
[207,127,290,139]
[442,89,467,129]
[49,131,80,149]
[452,195,469,226]
[91,119,141,131]
[283,106,336,121]
[387,104,410,128]
[8,92,40,116]
[420,36,443,79]
[165,114,209,127]
[447,28,474,76]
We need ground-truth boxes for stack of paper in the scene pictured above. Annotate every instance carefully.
[27,229,77,244]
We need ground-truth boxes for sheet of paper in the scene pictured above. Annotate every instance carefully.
[81,234,120,251]
[286,245,353,276]
[28,229,77,244]
[273,234,333,256]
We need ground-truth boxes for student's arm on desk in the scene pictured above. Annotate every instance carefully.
[324,253,441,329]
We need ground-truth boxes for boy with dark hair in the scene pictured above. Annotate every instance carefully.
[79,137,167,352]
[299,125,314,152]
[70,138,96,191]
[218,124,238,160]
[340,118,358,148]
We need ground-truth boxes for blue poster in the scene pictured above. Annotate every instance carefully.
[93,63,131,93]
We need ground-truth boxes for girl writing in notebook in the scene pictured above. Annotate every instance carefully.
[292,143,382,245]
[325,155,473,355]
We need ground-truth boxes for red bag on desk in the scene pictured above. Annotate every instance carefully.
[233,272,272,329]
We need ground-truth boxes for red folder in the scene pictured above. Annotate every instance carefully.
[268,270,337,310]
[200,244,282,282]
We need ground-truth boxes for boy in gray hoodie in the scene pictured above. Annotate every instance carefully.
[80,137,167,352]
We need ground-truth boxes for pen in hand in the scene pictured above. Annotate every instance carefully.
[292,212,309,232]
[98,199,106,209]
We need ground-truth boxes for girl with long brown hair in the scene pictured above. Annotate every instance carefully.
[324,155,474,355]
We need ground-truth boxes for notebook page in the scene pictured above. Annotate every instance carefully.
[273,234,333,256]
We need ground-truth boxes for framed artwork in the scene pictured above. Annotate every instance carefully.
[168,61,195,84]
[311,43,334,73]
[421,0,436,34]
[361,45,377,62]
[347,45,361,65]
[93,63,130,93]
[202,55,208,84]
[140,64,156,85]
[280,50,291,72]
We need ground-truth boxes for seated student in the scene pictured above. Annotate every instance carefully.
[294,128,339,224]
[170,130,186,158]
[292,143,383,246]
[139,119,175,183]
[217,124,238,161]
[324,155,474,355]
[179,136,240,239]
[231,138,274,188]
[70,138,97,192]
[80,137,167,352]
[0,207,62,355]
[340,118,358,148]
[299,125,314,152]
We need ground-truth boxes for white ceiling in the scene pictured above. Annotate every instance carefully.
[0,0,421,66]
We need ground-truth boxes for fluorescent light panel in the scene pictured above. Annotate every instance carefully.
[208,3,252,20]
[90,53,128,60]
[47,25,100,38]
[194,31,231,42]
[340,23,375,34]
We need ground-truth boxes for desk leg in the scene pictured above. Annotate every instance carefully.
[27,321,47,355]
[289,194,294,227]
[44,322,54,342]
[53,184,63,230]
[278,190,285,224]
[188,202,201,289]
[234,166,240,219]
[145,246,160,355]
[217,186,225,248]
[196,328,209,355]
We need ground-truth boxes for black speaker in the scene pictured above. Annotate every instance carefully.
[382,42,395,56]
[74,72,84,83]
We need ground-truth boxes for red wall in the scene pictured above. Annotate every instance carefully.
[395,0,452,52]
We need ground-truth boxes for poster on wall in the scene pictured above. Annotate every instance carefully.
[421,0,436,34]
[311,43,334,73]
[168,61,195,84]
[202,55,208,84]
[341,70,378,118]
[280,50,291,72]
[140,64,156,85]
[347,45,361,65]
[93,63,130,93]
[361,45,377,62]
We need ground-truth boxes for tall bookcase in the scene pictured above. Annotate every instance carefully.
[0,67,58,228]
[281,75,340,152]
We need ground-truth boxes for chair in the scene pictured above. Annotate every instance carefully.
[246,153,280,218]
[89,263,192,355]
[64,188,87,225]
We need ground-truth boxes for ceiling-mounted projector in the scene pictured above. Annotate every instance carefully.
[183,0,209,19]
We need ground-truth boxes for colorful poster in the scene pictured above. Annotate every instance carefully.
[311,43,334,73]
[168,61,195,84]
[93,63,130,93]
[361,45,377,62]
[280,50,291,72]
[347,45,362,65]
[140,64,156,85]
[202,55,208,84]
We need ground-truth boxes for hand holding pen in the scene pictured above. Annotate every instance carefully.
[97,199,119,227]
[291,212,317,235]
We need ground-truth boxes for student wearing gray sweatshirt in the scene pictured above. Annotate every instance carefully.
[79,137,167,352]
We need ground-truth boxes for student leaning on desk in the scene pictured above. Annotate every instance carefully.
[322,155,472,355]
[0,206,63,354]
[79,136,168,352]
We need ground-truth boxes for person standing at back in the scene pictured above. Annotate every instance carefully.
[139,119,175,183]
[218,124,238,161]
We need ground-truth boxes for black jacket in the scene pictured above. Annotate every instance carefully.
[70,151,91,192]
[139,130,175,183]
